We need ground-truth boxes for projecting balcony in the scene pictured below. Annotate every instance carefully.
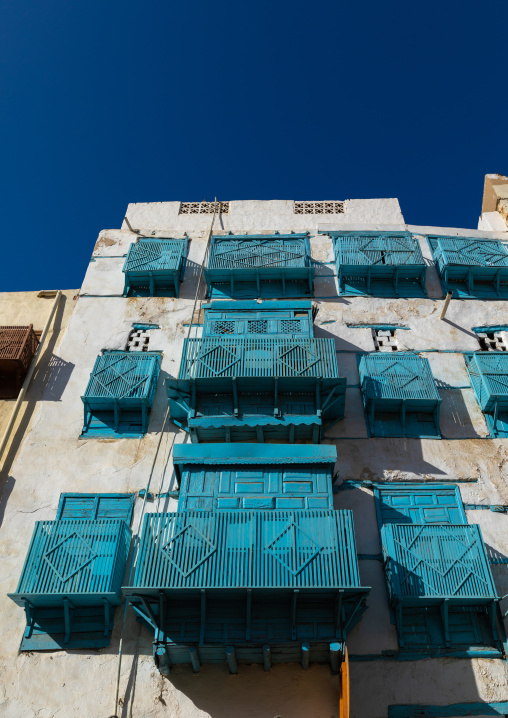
[122,238,187,297]
[202,300,315,338]
[359,353,441,438]
[465,351,508,436]
[123,509,369,671]
[325,231,427,297]
[168,337,345,442]
[81,351,161,438]
[9,518,131,650]
[204,234,314,299]
[0,325,40,398]
[381,523,500,653]
[427,235,508,299]
[173,443,336,511]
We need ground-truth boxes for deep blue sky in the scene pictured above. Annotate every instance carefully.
[1,0,507,291]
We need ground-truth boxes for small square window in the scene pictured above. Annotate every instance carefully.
[126,329,150,352]
[476,331,508,351]
[373,328,399,351]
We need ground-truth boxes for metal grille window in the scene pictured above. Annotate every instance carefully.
[247,320,268,334]
[179,201,229,215]
[294,201,345,214]
[373,328,399,352]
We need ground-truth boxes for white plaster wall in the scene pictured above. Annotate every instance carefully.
[0,290,77,464]
[478,211,508,233]
[1,199,508,717]
[123,198,405,234]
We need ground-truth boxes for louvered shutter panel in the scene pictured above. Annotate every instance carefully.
[56,493,134,523]
[375,485,466,528]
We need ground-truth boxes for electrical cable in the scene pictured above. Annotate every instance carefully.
[111,199,220,716]
[111,405,170,716]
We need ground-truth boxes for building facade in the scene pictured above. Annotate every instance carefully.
[1,187,508,717]
[0,290,77,477]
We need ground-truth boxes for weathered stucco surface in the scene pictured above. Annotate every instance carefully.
[0,290,77,469]
[1,199,508,717]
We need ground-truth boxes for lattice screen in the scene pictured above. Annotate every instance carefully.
[179,202,229,215]
[212,321,235,335]
[247,320,268,334]
[280,320,301,334]
[294,201,345,215]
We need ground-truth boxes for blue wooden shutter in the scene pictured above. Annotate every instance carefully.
[374,484,466,528]
[56,493,134,523]
[179,464,332,511]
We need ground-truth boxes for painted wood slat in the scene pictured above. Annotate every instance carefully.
[56,493,134,523]
[81,351,161,437]
[9,519,131,606]
[428,235,508,299]
[359,353,441,438]
[127,510,362,591]
[374,484,466,528]
[325,231,427,298]
[388,701,508,717]
[123,238,187,297]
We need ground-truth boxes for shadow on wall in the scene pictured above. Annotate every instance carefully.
[484,542,508,565]
[36,353,75,402]
[0,474,15,529]
[312,261,340,299]
[312,323,363,353]
[328,436,450,480]
[146,370,182,435]
[168,663,342,718]
[440,317,478,338]
[114,623,503,718]
[122,652,344,718]
[437,384,486,440]
[0,297,74,501]
[179,258,208,301]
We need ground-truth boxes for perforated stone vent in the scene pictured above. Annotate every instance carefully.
[373,329,399,352]
[294,201,345,215]
[126,329,150,352]
[477,331,508,351]
[179,201,229,215]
